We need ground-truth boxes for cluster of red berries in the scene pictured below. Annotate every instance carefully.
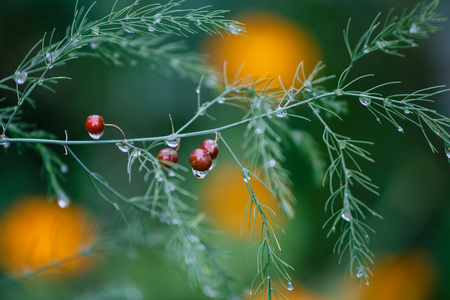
[189,139,219,171]
[86,114,219,179]
[156,138,219,179]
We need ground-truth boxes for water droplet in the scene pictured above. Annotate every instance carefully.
[171,218,180,225]
[196,86,200,94]
[275,109,287,118]
[409,23,420,34]
[359,96,371,106]
[192,168,208,179]
[341,210,351,222]
[266,159,276,168]
[218,97,225,104]
[197,243,206,251]
[148,25,155,32]
[90,42,98,49]
[153,14,162,24]
[60,164,68,174]
[397,126,403,133]
[14,70,28,85]
[165,183,176,193]
[187,234,200,243]
[122,23,135,33]
[255,127,264,135]
[165,135,180,148]
[113,202,121,211]
[340,142,346,149]
[376,40,387,50]
[168,170,176,177]
[57,197,70,208]
[91,26,100,35]
[0,141,10,148]
[203,285,217,298]
[356,266,364,278]
[226,24,240,35]
[366,281,370,286]
[363,45,370,54]
[89,132,103,139]
[444,142,450,159]
[335,89,344,96]
[155,172,163,182]
[286,282,294,291]
[196,20,202,26]
[209,159,217,171]
[116,142,129,152]
[131,150,141,157]
[404,109,410,114]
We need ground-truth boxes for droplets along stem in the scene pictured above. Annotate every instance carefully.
[309,102,381,283]
[67,145,237,298]
[219,135,294,298]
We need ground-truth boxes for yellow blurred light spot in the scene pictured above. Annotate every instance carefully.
[202,12,321,90]
[342,250,435,300]
[0,196,99,278]
[362,251,435,300]
[201,164,286,237]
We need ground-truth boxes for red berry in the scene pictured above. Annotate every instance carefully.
[86,115,105,135]
[189,148,212,171]
[200,139,219,160]
[157,148,179,168]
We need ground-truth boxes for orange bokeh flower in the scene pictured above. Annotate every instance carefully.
[200,164,286,237]
[0,196,100,278]
[201,12,321,91]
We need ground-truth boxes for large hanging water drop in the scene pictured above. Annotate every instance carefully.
[341,210,351,222]
[89,132,103,139]
[192,168,208,179]
[116,142,129,152]
[286,282,294,291]
[14,70,28,85]
[359,96,371,106]
[57,197,70,208]
[165,135,180,148]
[275,109,287,118]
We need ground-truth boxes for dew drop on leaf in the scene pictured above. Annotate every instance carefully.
[91,26,100,35]
[356,266,364,278]
[276,109,287,118]
[359,97,371,106]
[57,198,70,208]
[287,282,294,291]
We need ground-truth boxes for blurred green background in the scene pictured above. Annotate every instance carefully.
[0,0,449,299]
